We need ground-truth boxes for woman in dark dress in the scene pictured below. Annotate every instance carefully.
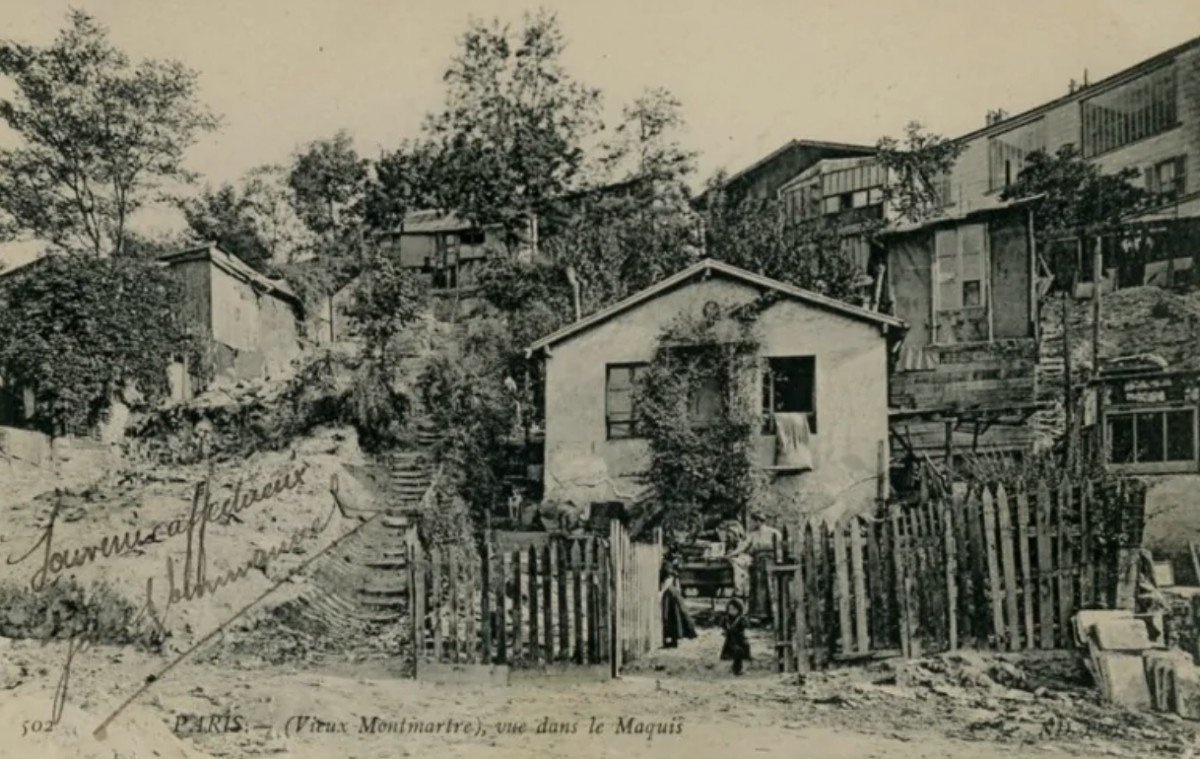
[660,563,697,648]
[720,598,751,675]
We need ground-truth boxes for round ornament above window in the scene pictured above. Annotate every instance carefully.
[702,300,721,320]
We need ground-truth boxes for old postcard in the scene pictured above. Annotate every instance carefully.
[1,1,1200,757]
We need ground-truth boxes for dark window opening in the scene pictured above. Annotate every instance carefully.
[605,363,647,439]
[1108,408,1197,467]
[761,356,816,434]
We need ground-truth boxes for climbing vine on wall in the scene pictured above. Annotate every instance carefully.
[0,254,201,435]
[633,302,767,538]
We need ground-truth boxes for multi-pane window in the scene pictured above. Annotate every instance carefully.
[761,356,817,434]
[1145,156,1187,203]
[605,363,647,439]
[1082,65,1178,157]
[988,118,1046,191]
[1108,407,1197,469]
[934,223,987,313]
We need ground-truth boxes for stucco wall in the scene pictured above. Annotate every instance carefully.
[541,275,889,521]
[208,265,300,381]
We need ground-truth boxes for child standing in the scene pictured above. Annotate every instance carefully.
[720,598,751,675]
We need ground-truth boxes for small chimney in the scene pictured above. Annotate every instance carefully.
[986,108,1009,126]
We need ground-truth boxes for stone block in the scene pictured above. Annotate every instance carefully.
[1091,617,1152,651]
[1094,651,1152,708]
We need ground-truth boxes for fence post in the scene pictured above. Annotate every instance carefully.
[943,497,958,651]
[610,522,622,675]
[980,486,1004,648]
[891,507,911,658]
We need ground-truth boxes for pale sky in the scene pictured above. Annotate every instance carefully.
[1,0,1199,266]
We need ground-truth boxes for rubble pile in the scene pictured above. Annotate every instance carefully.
[797,650,1194,753]
[1040,287,1200,377]
[126,347,359,465]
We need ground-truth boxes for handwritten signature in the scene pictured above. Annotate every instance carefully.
[14,463,380,741]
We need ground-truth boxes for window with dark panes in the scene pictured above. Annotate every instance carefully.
[1107,407,1197,468]
[1082,64,1177,157]
[605,363,647,439]
[761,356,816,434]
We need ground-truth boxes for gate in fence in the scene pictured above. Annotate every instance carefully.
[771,476,1146,672]
[409,522,662,681]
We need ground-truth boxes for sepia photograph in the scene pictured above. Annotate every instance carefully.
[1,1,1200,757]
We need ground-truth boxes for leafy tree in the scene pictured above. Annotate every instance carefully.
[703,186,866,301]
[1002,144,1147,241]
[875,121,965,224]
[1002,144,1147,289]
[180,165,313,271]
[288,130,368,237]
[418,10,602,237]
[0,10,218,256]
[0,254,200,434]
[541,87,700,308]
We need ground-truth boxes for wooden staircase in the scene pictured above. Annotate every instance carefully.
[294,425,440,629]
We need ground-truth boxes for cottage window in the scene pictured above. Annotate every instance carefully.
[605,363,647,439]
[761,356,816,434]
[1082,64,1177,157]
[1145,156,1187,203]
[1107,407,1197,470]
[934,223,986,313]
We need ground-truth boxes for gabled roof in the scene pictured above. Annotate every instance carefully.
[159,244,300,305]
[527,259,904,355]
[721,139,877,189]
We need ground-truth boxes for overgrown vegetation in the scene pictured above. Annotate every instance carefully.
[875,121,966,224]
[0,10,218,257]
[634,307,764,538]
[0,579,163,649]
[418,319,519,537]
[0,254,201,435]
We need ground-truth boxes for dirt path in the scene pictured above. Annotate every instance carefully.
[3,632,1195,759]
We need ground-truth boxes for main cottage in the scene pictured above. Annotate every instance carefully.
[527,259,905,521]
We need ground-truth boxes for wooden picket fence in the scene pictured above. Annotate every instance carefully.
[771,476,1146,672]
[612,524,664,670]
[409,523,662,680]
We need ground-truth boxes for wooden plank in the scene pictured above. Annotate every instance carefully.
[1079,481,1094,608]
[512,548,523,662]
[850,517,869,654]
[528,545,540,663]
[865,514,885,649]
[925,498,947,651]
[878,512,896,649]
[965,488,987,645]
[908,505,927,654]
[980,487,1005,649]
[949,487,970,645]
[1015,487,1035,650]
[411,544,426,669]
[448,551,460,662]
[557,540,569,658]
[1057,479,1075,649]
[1036,479,1055,650]
[813,521,831,666]
[481,539,492,664]
[793,555,809,673]
[542,544,554,662]
[464,556,477,664]
[891,509,911,658]
[803,522,823,667]
[834,517,853,655]
[943,498,958,651]
[573,541,584,664]
[431,546,443,661]
[495,543,508,664]
[609,523,621,675]
[995,484,1021,651]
